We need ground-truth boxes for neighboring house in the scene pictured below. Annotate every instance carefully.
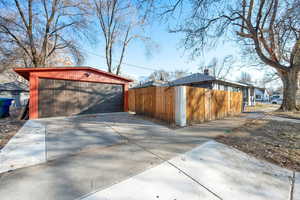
[253,87,270,102]
[0,81,29,107]
[167,69,254,106]
[240,84,270,104]
[133,70,271,107]
[168,70,245,92]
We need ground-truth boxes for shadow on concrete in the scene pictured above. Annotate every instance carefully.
[0,112,249,200]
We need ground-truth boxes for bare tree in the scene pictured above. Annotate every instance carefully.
[172,69,189,79]
[92,0,151,75]
[256,68,281,88]
[0,0,89,69]
[199,55,235,80]
[144,0,300,111]
[238,72,252,85]
[148,70,171,81]
[147,69,190,81]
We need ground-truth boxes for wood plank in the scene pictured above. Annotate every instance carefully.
[128,86,242,125]
[186,87,242,124]
[129,86,175,123]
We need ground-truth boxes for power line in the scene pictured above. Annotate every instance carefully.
[81,48,157,71]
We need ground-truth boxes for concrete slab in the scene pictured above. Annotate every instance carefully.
[0,143,163,200]
[295,172,300,200]
[40,112,146,126]
[243,112,300,123]
[81,161,219,200]
[108,119,209,160]
[109,116,245,160]
[169,141,293,200]
[263,115,300,123]
[174,117,246,139]
[0,113,127,173]
[0,120,46,173]
[45,123,124,160]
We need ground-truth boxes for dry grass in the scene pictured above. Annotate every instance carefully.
[244,103,279,112]
[245,103,300,119]
[216,119,300,171]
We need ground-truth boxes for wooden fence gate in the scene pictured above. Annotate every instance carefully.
[128,87,175,123]
[186,87,242,123]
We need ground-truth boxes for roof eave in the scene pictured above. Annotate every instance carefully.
[215,79,249,87]
[14,67,133,82]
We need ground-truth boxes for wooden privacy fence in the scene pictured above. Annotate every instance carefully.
[186,87,242,123]
[128,86,243,125]
[128,87,175,123]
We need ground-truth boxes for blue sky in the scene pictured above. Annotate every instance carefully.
[83,20,262,82]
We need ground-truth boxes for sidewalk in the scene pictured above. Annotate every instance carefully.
[81,141,297,200]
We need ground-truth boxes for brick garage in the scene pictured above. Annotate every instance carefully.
[14,67,132,119]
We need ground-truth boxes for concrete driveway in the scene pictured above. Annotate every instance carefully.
[0,113,207,200]
[0,113,298,200]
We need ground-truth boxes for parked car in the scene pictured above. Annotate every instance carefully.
[271,95,283,100]
[271,96,283,104]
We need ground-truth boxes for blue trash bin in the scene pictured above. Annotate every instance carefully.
[0,98,14,118]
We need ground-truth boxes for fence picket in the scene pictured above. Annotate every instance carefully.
[128,86,242,124]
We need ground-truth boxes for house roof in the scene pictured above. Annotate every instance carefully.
[0,81,28,92]
[0,73,13,83]
[14,66,133,82]
[168,73,216,86]
[241,83,268,91]
[168,73,249,88]
[133,80,167,88]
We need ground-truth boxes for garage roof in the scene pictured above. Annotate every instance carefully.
[0,81,28,92]
[14,67,133,82]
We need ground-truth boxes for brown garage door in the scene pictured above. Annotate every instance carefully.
[38,78,123,118]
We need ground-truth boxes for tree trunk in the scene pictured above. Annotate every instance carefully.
[105,44,112,73]
[280,69,299,111]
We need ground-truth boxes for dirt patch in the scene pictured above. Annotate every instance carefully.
[216,119,300,172]
[0,108,25,149]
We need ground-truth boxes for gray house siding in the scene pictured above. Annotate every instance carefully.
[212,81,241,92]
[185,82,213,89]
[0,82,29,107]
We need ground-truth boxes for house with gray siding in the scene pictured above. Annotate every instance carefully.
[253,87,270,102]
[134,70,271,107]
[0,82,29,107]
[167,70,254,106]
